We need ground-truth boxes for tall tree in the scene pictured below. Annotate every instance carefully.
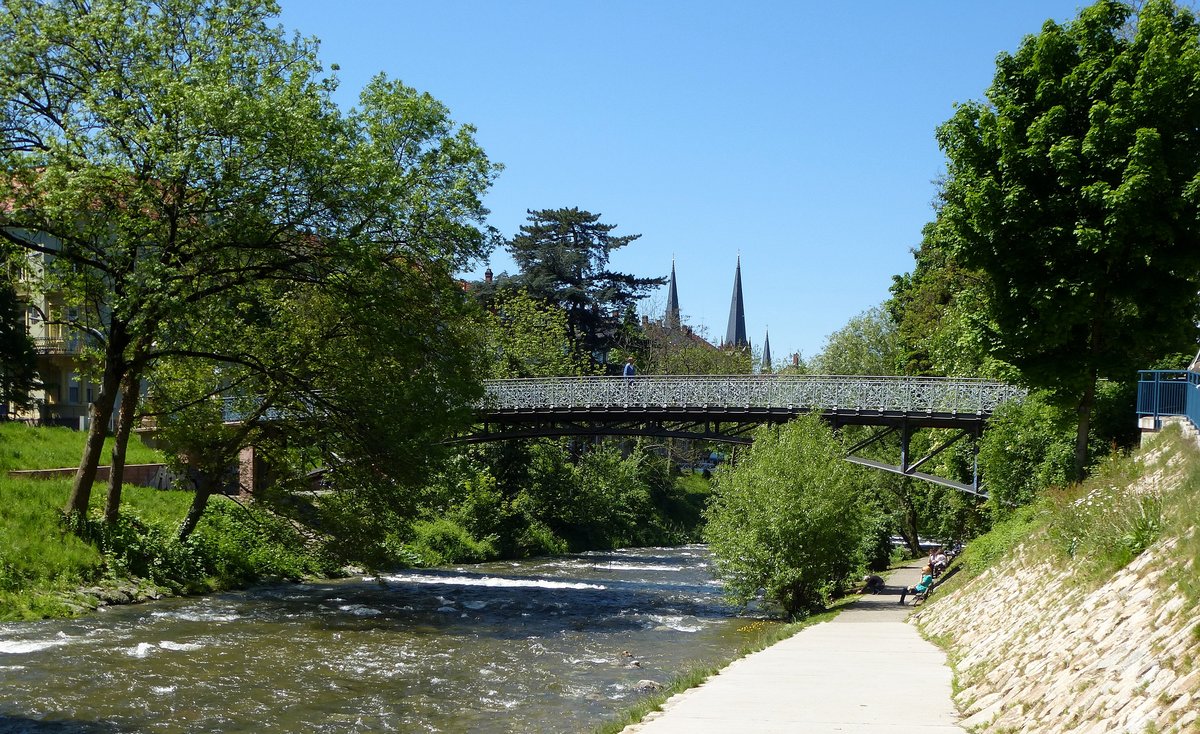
[809,306,903,377]
[936,0,1200,477]
[484,290,592,378]
[0,278,36,413]
[0,0,497,520]
[508,208,664,367]
[888,222,1005,379]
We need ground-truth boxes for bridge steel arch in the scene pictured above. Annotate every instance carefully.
[456,375,1025,496]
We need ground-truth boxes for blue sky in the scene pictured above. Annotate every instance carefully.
[277,1,1089,364]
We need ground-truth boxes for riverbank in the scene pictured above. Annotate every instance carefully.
[2,422,715,621]
[0,473,341,620]
[914,422,1200,733]
[604,425,1200,734]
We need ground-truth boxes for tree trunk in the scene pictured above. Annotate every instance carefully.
[1074,372,1098,481]
[104,370,141,524]
[901,488,921,556]
[64,342,127,519]
[177,474,213,543]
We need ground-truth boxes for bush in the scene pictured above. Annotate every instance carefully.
[514,518,568,557]
[427,439,711,560]
[403,517,497,566]
[951,502,1040,581]
[704,414,873,617]
[979,391,1075,518]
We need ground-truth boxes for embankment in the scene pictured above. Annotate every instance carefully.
[915,423,1200,733]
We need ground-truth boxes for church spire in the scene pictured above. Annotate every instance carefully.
[725,255,749,349]
[761,328,772,372]
[666,258,681,327]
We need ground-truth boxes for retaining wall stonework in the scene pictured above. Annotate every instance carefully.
[915,449,1200,733]
[6,464,174,488]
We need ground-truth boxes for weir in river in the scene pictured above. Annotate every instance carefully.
[0,545,773,733]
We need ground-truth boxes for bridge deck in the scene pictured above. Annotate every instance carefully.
[479,374,1023,427]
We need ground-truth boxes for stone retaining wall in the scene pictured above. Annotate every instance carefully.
[915,445,1199,733]
[6,464,175,489]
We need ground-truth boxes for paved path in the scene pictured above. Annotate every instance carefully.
[621,564,965,734]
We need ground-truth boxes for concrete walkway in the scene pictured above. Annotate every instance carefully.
[621,564,965,734]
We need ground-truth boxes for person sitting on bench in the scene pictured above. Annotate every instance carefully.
[899,566,934,605]
[930,546,949,577]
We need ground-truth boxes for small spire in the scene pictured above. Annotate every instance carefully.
[761,329,772,372]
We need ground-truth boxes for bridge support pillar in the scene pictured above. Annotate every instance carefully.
[237,445,267,497]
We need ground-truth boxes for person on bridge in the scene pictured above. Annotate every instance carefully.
[623,356,636,379]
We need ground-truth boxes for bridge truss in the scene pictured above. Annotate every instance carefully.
[456,375,1025,496]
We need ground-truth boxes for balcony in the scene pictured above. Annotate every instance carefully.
[33,335,83,355]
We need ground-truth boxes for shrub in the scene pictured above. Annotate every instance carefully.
[514,518,568,557]
[704,414,871,617]
[404,517,497,566]
[950,502,1041,581]
[979,391,1075,517]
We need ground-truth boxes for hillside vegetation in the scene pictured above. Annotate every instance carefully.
[0,423,713,621]
[0,424,339,620]
[915,422,1200,733]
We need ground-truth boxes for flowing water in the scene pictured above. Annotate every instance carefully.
[0,546,772,733]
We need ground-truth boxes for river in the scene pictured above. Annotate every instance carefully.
[0,545,773,733]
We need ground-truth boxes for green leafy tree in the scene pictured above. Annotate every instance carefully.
[508,208,664,367]
[888,222,1008,379]
[636,320,753,375]
[484,290,592,378]
[809,306,903,376]
[0,0,497,521]
[141,246,488,541]
[936,0,1200,477]
[977,391,1076,517]
[704,414,871,617]
[0,279,36,412]
[809,305,968,552]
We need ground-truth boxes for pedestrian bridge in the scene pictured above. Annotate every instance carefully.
[459,375,1025,496]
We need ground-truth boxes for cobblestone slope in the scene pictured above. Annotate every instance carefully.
[915,432,1199,734]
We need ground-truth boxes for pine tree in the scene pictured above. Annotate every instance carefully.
[508,208,664,368]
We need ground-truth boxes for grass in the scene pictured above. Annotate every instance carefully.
[0,421,164,472]
[0,423,338,621]
[925,422,1200,615]
[591,598,854,734]
[0,476,106,617]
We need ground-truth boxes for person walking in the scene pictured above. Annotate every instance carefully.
[623,356,636,379]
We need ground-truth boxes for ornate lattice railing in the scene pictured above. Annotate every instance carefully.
[481,375,1025,415]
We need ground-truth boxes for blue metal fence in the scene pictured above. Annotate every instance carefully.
[1137,370,1200,431]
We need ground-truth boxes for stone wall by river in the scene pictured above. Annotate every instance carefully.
[915,434,1200,734]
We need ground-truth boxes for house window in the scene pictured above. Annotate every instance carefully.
[68,372,80,404]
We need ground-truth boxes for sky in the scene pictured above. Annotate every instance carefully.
[276,1,1091,364]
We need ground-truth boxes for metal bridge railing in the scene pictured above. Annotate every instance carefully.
[1137,370,1200,431]
[481,375,1025,415]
